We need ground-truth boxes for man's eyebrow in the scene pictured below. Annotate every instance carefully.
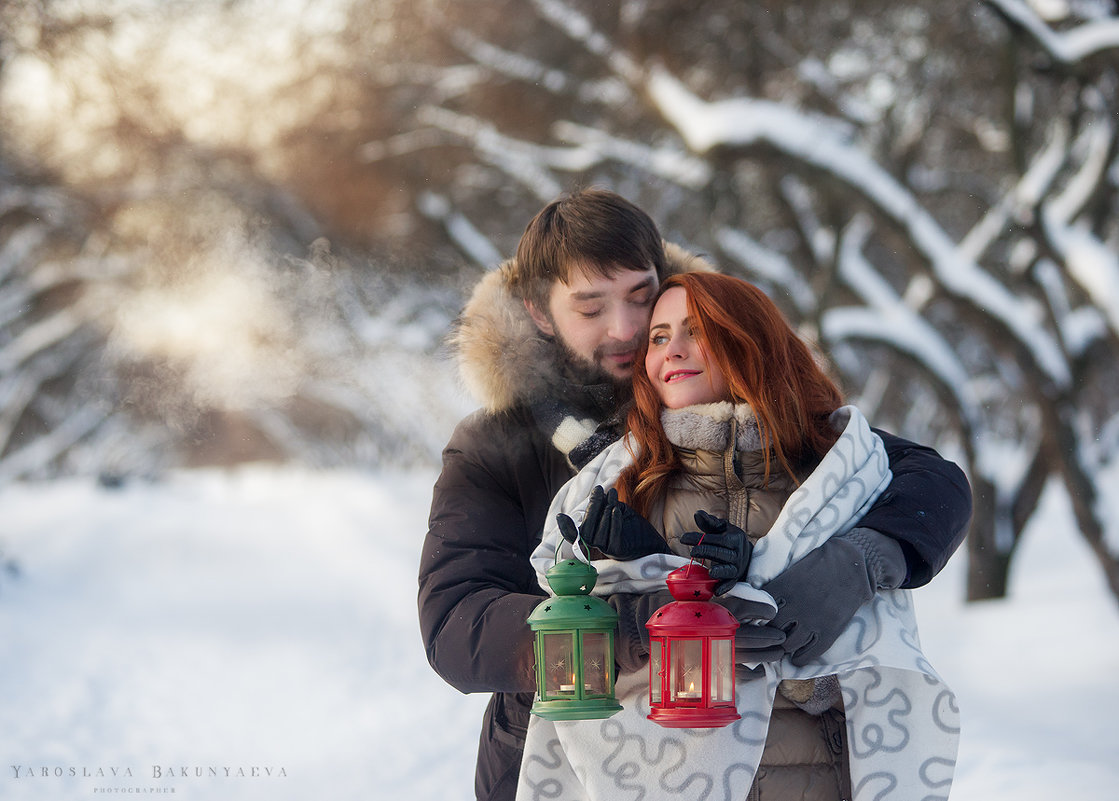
[569,274,656,301]
[626,276,656,295]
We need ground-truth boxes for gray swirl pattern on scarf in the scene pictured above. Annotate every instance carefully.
[519,406,959,801]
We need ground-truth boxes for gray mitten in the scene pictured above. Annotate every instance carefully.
[716,594,787,664]
[763,527,907,666]
[610,592,787,673]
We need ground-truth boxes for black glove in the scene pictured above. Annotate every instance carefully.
[763,526,907,666]
[557,486,670,561]
[679,510,753,595]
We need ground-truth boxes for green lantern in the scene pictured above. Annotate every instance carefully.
[528,551,623,721]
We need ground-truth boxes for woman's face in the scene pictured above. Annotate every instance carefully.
[644,286,730,409]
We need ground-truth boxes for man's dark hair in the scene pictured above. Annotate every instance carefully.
[510,188,667,309]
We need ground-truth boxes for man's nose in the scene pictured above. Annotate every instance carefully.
[607,305,643,342]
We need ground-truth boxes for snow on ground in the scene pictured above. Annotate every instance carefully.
[0,468,487,800]
[0,465,1116,800]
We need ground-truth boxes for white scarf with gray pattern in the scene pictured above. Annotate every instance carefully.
[518,406,959,801]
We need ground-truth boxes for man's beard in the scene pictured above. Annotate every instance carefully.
[552,330,641,391]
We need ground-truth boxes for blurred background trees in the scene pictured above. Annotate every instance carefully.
[1,0,1117,602]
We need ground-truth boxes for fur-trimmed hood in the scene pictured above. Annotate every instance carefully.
[450,242,714,412]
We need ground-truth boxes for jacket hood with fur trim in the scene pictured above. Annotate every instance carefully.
[450,242,714,413]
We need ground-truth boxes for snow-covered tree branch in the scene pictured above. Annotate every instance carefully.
[2,0,1117,602]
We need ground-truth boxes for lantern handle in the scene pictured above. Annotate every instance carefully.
[556,533,591,566]
[687,529,706,568]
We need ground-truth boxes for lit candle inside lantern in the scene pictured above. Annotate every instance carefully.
[677,681,701,699]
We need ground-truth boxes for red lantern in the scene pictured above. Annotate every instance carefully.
[645,563,740,728]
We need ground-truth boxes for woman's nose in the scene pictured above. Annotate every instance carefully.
[664,334,686,358]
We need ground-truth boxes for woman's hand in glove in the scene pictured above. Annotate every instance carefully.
[680,510,753,595]
[557,486,670,561]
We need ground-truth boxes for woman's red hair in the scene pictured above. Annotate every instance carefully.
[616,272,845,518]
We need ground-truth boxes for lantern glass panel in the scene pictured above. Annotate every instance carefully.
[650,641,663,703]
[712,639,734,703]
[669,639,703,703]
[542,633,576,697]
[581,632,610,696]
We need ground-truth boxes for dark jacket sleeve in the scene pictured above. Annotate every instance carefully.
[862,428,973,588]
[418,409,568,695]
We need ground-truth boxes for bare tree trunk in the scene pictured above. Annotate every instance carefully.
[966,474,1012,601]
[1048,407,1119,605]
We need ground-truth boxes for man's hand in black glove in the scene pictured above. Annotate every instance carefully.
[679,510,753,595]
[763,526,907,666]
[557,486,670,561]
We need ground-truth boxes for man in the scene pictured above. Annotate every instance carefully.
[418,189,971,801]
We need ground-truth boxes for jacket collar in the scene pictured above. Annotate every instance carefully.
[661,402,763,452]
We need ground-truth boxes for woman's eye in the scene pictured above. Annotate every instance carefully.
[650,333,668,346]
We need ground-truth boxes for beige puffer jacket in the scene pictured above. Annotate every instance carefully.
[650,401,852,801]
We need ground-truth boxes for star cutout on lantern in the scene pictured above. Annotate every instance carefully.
[693,589,701,597]
[544,605,552,612]
[584,604,592,611]
[694,611,703,618]
[580,584,588,592]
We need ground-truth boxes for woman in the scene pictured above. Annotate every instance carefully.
[519,273,958,801]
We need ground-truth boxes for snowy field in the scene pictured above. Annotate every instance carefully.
[1,465,1117,800]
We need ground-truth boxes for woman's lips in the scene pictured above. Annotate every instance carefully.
[664,369,700,383]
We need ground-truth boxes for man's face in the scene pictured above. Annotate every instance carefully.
[526,265,659,382]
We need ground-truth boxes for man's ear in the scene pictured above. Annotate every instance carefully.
[524,299,555,336]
